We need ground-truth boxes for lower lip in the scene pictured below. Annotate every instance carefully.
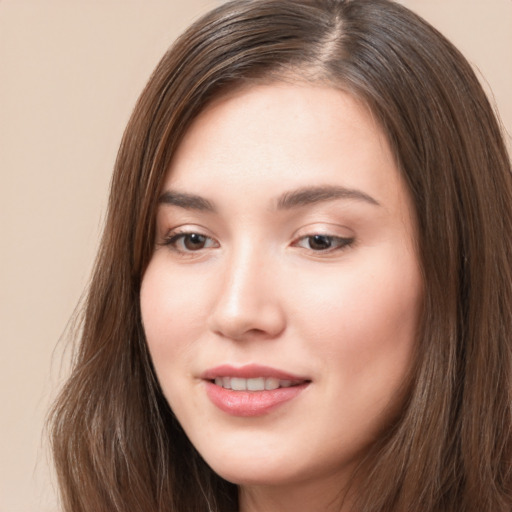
[204,381,309,417]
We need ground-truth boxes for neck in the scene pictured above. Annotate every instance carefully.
[239,471,356,512]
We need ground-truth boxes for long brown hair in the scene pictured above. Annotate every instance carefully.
[49,0,512,510]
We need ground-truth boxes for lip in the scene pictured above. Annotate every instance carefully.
[201,363,308,381]
[202,364,310,417]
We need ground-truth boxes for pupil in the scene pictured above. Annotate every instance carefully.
[185,233,206,250]
[309,235,331,250]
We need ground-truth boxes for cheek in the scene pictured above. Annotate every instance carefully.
[291,249,422,396]
[140,257,209,366]
[295,253,420,331]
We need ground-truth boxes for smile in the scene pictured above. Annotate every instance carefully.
[202,364,310,417]
[213,376,301,391]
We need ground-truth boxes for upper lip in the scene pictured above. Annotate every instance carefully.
[201,364,310,381]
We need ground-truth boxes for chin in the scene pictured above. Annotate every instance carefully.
[195,434,358,490]
[209,460,306,487]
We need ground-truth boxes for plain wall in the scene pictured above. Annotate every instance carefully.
[1,1,510,511]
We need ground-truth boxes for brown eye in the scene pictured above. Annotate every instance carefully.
[293,234,354,252]
[183,233,207,250]
[308,235,333,250]
[163,232,219,253]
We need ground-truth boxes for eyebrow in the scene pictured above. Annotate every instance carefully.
[158,185,380,212]
[158,190,216,211]
[275,185,380,209]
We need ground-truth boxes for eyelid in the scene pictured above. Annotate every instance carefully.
[291,234,355,253]
[289,223,356,255]
[159,226,220,255]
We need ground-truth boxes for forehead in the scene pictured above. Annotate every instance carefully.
[164,82,406,215]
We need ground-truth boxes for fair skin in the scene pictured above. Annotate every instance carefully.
[140,82,423,512]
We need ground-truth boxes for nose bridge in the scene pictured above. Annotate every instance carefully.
[208,238,285,340]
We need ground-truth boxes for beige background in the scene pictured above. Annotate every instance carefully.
[1,1,510,511]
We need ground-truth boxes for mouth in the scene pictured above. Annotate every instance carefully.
[210,376,305,391]
[202,364,311,417]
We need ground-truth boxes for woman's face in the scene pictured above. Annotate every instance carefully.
[141,83,423,491]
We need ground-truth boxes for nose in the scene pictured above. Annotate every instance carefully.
[207,245,286,342]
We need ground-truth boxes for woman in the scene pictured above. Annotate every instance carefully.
[49,0,512,511]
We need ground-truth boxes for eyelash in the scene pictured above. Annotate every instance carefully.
[160,230,355,255]
[292,234,355,253]
[160,230,219,253]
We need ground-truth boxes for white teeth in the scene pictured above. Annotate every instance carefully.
[265,377,280,390]
[231,377,246,391]
[213,377,299,391]
[247,377,265,391]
